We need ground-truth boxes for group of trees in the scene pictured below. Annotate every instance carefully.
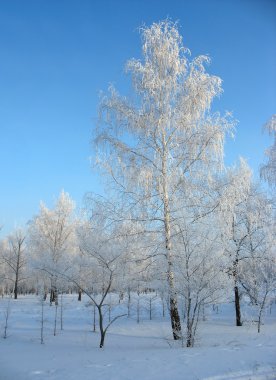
[0,21,275,348]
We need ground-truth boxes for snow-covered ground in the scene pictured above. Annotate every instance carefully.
[0,294,275,380]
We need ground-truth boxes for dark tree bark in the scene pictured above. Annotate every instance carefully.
[78,289,82,301]
[127,288,131,317]
[170,297,182,340]
[50,289,54,304]
[98,306,105,348]
[234,285,242,326]
[233,257,242,327]
[50,286,58,306]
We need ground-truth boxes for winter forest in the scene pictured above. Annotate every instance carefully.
[1,19,276,380]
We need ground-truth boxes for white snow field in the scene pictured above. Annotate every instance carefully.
[0,294,275,380]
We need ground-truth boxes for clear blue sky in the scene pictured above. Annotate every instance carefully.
[0,0,275,237]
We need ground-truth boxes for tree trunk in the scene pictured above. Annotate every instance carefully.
[93,303,96,332]
[137,293,140,324]
[50,286,58,306]
[186,329,192,348]
[127,288,131,317]
[14,280,18,300]
[99,331,106,348]
[169,296,181,340]
[257,314,261,333]
[54,303,58,336]
[78,289,82,301]
[160,293,165,318]
[50,288,54,305]
[162,149,182,340]
[4,302,10,339]
[40,299,44,344]
[258,291,267,333]
[14,254,20,299]
[186,297,192,347]
[98,306,105,348]
[233,256,242,327]
[60,293,63,330]
[234,285,242,326]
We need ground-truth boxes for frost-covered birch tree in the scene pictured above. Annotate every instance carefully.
[260,114,276,188]
[174,214,226,347]
[237,189,276,332]
[0,229,27,299]
[29,191,76,304]
[69,212,129,348]
[239,254,276,333]
[94,20,233,340]
[219,160,252,326]
[219,159,274,327]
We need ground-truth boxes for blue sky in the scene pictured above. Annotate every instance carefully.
[0,0,275,236]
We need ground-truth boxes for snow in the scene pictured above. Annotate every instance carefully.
[0,295,275,380]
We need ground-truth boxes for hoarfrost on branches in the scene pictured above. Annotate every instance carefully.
[95,20,235,340]
[260,114,276,187]
[28,190,77,305]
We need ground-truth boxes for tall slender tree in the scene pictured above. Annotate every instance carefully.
[1,229,26,299]
[219,159,252,326]
[260,114,276,188]
[29,191,76,304]
[94,20,234,340]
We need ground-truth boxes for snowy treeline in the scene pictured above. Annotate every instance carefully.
[0,21,275,349]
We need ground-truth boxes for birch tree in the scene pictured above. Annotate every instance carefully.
[69,213,129,348]
[219,159,274,327]
[239,254,276,333]
[29,191,76,304]
[175,215,226,347]
[260,114,276,188]
[238,190,276,332]
[94,20,234,340]
[0,229,27,299]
